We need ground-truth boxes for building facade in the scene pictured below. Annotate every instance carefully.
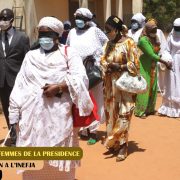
[0,0,143,44]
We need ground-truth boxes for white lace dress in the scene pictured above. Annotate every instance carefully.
[158,31,180,117]
[9,45,93,178]
[66,26,108,133]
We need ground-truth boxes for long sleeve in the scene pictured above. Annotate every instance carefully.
[9,55,28,124]
[126,38,140,75]
[138,36,160,62]
[95,27,108,46]
[63,47,94,116]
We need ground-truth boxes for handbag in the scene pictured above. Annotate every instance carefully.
[64,46,99,127]
[73,92,99,127]
[115,71,147,94]
[83,55,102,89]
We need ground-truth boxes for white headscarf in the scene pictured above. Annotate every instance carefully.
[174,18,180,27]
[74,8,93,19]
[131,13,146,27]
[38,16,64,36]
[169,18,180,48]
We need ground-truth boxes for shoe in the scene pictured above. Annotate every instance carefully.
[80,134,89,140]
[116,144,128,162]
[139,114,147,119]
[87,137,97,145]
[146,111,158,116]
[80,128,90,140]
[87,132,97,145]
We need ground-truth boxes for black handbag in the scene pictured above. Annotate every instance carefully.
[83,55,102,89]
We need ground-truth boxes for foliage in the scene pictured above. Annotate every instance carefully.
[143,0,179,32]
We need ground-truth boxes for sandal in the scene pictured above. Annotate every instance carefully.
[139,114,147,119]
[80,128,90,140]
[116,143,128,162]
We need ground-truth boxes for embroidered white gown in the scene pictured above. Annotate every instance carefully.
[9,45,93,178]
[66,26,108,133]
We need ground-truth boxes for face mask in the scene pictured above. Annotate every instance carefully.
[0,20,12,31]
[39,37,54,51]
[174,30,180,36]
[75,19,85,29]
[131,22,139,30]
[149,33,156,38]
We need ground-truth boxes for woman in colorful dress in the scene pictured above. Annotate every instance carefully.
[66,8,108,145]
[100,15,139,161]
[134,19,172,118]
[158,18,180,118]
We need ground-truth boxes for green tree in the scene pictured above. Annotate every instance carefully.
[143,0,179,32]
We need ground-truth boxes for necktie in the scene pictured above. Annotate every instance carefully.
[4,31,9,56]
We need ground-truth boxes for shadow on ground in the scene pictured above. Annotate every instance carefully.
[128,141,146,155]
[103,141,146,159]
[0,138,11,147]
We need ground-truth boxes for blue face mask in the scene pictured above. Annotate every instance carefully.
[75,19,85,29]
[174,30,180,36]
[131,22,139,30]
[39,37,54,50]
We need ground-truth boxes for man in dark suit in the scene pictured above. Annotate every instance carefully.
[0,8,29,146]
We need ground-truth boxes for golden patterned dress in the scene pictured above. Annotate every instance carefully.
[100,38,139,149]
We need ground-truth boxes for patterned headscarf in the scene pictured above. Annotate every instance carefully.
[145,19,157,32]
[141,18,160,47]
[38,16,64,36]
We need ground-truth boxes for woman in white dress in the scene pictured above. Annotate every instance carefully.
[9,16,93,180]
[66,8,108,145]
[128,13,146,44]
[158,18,180,118]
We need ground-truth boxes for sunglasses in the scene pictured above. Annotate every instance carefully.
[0,16,12,21]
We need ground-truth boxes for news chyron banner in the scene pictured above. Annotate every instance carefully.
[0,147,82,170]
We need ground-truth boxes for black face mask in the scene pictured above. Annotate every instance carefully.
[38,31,59,38]
[174,26,180,32]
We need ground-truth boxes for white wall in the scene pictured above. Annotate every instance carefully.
[132,0,143,14]
[0,0,13,9]
[24,0,38,44]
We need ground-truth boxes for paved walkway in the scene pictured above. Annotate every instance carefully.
[0,95,180,180]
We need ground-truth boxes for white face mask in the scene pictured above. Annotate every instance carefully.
[0,19,12,31]
[39,37,54,51]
